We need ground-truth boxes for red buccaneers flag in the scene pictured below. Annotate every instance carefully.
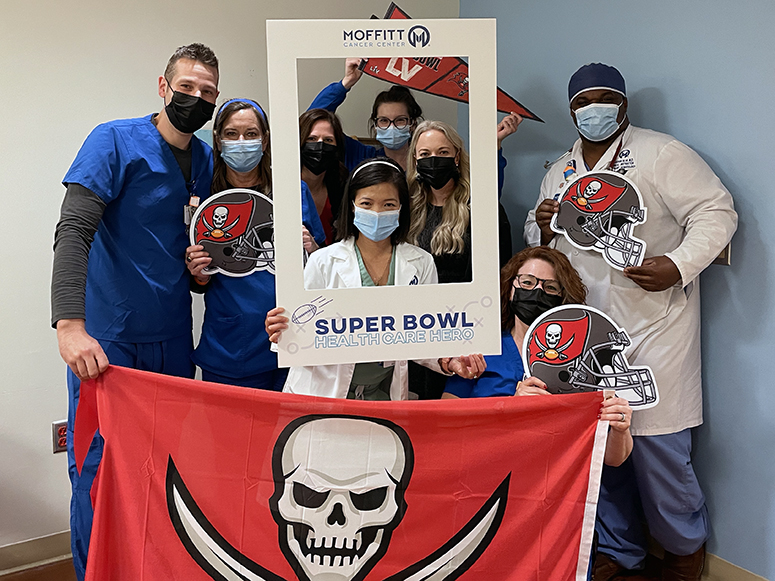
[359,3,542,121]
[76,366,606,580]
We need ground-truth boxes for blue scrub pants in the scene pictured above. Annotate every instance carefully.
[201,367,288,391]
[66,335,194,581]
[594,429,710,570]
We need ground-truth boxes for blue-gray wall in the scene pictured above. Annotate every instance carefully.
[459,0,775,577]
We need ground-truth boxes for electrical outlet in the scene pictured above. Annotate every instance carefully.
[52,420,67,453]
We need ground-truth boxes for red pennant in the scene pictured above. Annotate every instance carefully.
[357,4,542,121]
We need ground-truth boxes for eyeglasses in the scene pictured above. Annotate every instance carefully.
[513,274,563,296]
[373,116,411,130]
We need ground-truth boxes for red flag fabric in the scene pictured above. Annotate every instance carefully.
[76,366,606,581]
[358,4,542,121]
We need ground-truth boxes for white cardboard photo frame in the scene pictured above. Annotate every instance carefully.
[267,18,501,367]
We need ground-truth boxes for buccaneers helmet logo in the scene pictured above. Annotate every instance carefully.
[523,305,659,409]
[190,189,275,277]
[550,171,647,270]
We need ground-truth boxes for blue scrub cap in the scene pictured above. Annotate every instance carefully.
[568,63,626,103]
[216,98,267,124]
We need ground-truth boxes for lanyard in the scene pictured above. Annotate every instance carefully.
[583,136,624,172]
[605,138,625,171]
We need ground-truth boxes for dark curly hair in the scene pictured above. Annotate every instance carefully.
[368,85,423,137]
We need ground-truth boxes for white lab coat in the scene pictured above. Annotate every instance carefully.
[525,125,737,435]
[283,237,443,400]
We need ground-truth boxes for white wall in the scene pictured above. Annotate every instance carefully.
[0,0,458,551]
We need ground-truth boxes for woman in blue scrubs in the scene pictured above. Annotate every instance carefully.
[444,246,634,578]
[443,246,633,465]
[186,98,325,389]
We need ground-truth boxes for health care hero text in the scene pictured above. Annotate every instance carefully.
[343,28,407,47]
[314,311,476,349]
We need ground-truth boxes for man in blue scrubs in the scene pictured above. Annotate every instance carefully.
[51,43,219,580]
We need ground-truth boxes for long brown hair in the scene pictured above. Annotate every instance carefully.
[500,247,587,332]
[211,99,271,195]
[298,109,349,220]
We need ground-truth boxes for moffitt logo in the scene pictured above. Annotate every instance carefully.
[407,25,430,47]
[342,25,430,48]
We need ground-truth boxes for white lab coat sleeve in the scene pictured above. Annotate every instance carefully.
[303,248,329,290]
[419,254,439,284]
[524,171,557,247]
[412,250,442,372]
[653,139,738,286]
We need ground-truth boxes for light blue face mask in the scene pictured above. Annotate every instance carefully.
[353,205,401,242]
[376,125,412,150]
[220,138,263,173]
[573,103,622,142]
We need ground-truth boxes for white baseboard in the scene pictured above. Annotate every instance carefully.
[703,553,769,581]
[0,532,70,575]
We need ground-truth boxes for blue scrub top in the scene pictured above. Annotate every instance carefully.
[445,331,525,398]
[192,182,325,378]
[63,114,213,343]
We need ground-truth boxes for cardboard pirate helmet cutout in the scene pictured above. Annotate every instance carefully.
[190,188,275,277]
[550,170,647,270]
[522,305,658,409]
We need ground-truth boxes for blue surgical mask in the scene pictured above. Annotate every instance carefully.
[376,125,411,150]
[353,205,401,242]
[220,139,263,173]
[574,103,622,142]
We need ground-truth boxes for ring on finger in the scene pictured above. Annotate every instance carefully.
[186,255,192,263]
[619,412,626,422]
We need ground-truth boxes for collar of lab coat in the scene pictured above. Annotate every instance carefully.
[326,237,429,287]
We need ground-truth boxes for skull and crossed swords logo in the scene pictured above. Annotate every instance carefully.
[533,323,575,361]
[202,205,241,239]
[167,415,509,581]
[570,180,604,209]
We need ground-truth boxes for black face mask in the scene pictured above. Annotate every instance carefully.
[301,141,339,175]
[509,287,563,326]
[164,84,216,134]
[416,156,459,190]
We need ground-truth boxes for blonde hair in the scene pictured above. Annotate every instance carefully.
[407,120,471,255]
